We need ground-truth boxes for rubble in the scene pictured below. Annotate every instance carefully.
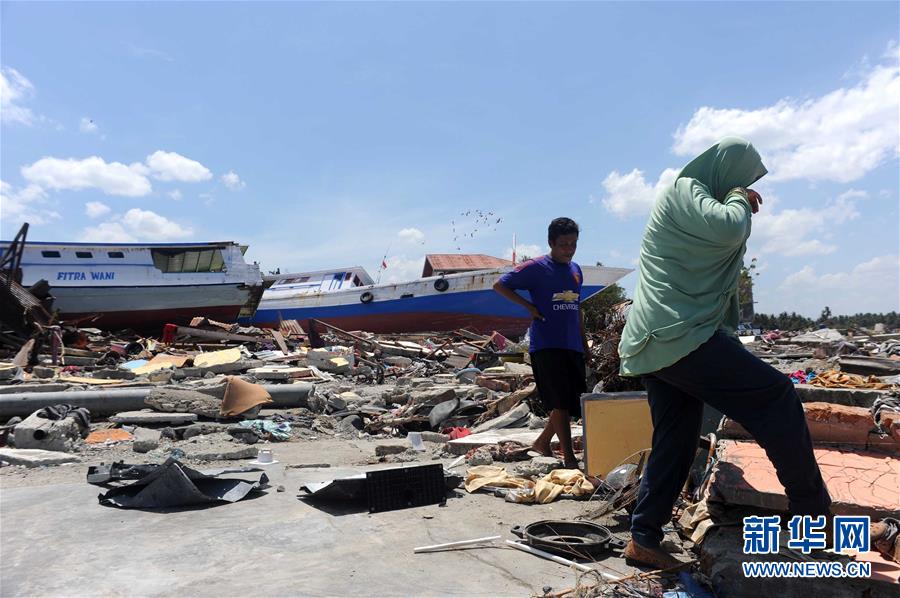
[0,447,80,467]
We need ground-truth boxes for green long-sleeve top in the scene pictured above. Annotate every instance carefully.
[619,137,767,377]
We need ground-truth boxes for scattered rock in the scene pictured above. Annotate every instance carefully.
[375,443,408,457]
[31,366,56,379]
[408,387,457,406]
[469,447,494,466]
[514,456,561,477]
[340,415,364,433]
[184,444,258,461]
[132,427,161,453]
[93,368,137,380]
[148,370,174,383]
[145,388,222,418]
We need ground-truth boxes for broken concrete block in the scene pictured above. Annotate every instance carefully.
[383,356,413,368]
[375,443,408,457]
[471,403,531,434]
[340,415,364,433]
[721,402,899,455]
[31,366,55,379]
[147,370,174,383]
[11,412,83,452]
[110,410,198,425]
[419,431,450,443]
[327,395,347,412]
[469,447,494,466]
[514,456,562,478]
[795,384,891,408]
[709,440,900,519]
[0,447,80,467]
[408,387,457,406]
[184,444,258,461]
[132,427,161,453]
[145,388,222,418]
[93,368,137,380]
[475,376,511,392]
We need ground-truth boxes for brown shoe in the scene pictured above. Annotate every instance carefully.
[624,540,687,570]
[871,518,900,563]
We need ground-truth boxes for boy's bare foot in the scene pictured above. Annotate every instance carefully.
[531,441,553,457]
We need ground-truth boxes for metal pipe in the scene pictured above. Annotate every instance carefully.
[413,535,501,553]
[505,540,596,574]
[0,383,315,418]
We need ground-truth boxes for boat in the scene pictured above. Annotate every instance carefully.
[0,239,264,330]
[245,257,632,337]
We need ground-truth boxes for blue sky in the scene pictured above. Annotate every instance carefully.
[2,1,898,317]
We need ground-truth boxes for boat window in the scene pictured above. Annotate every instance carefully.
[76,251,93,258]
[41,250,61,258]
[151,249,226,273]
[108,251,125,258]
[353,275,360,286]
[345,272,353,280]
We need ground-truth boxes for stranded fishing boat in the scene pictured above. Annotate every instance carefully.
[245,256,631,336]
[0,240,264,330]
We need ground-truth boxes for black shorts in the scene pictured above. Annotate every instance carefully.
[530,348,587,418]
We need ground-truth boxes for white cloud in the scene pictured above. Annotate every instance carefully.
[84,201,111,218]
[79,117,98,134]
[382,254,425,283]
[168,189,182,200]
[0,67,36,125]
[397,227,425,244]
[600,168,679,219]
[221,171,246,190]
[145,150,212,182]
[672,48,899,183]
[121,208,193,239]
[21,156,152,197]
[81,221,136,243]
[80,208,193,243]
[750,189,864,257]
[777,255,900,314]
[502,243,543,261]
[0,180,60,226]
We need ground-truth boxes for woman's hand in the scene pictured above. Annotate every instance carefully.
[746,188,763,214]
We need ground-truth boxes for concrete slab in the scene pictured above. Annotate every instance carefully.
[709,440,900,519]
[795,384,892,408]
[0,467,634,597]
[0,448,80,467]
[700,526,899,597]
[109,410,198,425]
[448,426,584,455]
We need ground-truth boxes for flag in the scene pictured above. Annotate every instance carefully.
[511,234,517,265]
[381,259,388,269]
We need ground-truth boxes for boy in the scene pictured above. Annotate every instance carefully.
[493,217,588,468]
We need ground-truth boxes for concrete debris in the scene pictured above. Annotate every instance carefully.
[145,388,222,418]
[132,427,162,453]
[11,411,84,452]
[110,410,198,425]
[0,447,80,467]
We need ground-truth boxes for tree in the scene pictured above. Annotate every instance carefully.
[819,306,833,327]
[582,262,628,332]
[738,258,758,323]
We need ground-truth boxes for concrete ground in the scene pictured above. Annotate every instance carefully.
[0,439,638,597]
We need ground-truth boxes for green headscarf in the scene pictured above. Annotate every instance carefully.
[618,137,768,376]
[678,136,768,200]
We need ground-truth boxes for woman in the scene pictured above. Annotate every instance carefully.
[619,137,831,569]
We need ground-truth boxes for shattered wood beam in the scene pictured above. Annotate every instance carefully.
[309,319,381,350]
[172,326,260,343]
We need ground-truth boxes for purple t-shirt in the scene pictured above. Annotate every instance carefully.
[498,255,584,353]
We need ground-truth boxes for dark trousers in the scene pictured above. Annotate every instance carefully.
[630,331,832,548]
